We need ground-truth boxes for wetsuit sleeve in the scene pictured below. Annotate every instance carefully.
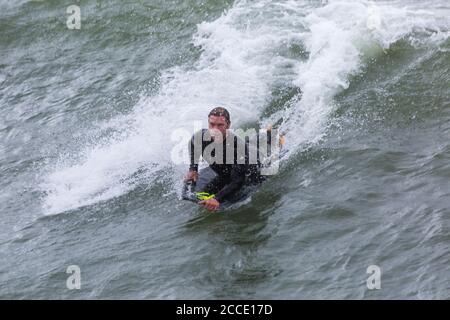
[214,164,246,202]
[189,130,202,171]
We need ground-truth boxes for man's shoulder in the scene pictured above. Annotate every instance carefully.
[191,129,208,139]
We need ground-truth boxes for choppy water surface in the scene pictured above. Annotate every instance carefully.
[0,0,449,299]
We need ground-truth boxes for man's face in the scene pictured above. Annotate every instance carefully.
[208,115,229,142]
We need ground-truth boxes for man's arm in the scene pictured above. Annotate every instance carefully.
[214,164,246,202]
[200,165,245,211]
[189,130,204,172]
[185,130,204,182]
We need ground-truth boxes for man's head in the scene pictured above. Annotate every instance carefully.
[208,107,230,141]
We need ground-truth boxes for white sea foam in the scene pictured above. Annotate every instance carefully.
[41,0,450,215]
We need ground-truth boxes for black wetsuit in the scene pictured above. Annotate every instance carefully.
[189,129,264,202]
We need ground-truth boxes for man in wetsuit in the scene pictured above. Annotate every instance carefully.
[184,107,261,211]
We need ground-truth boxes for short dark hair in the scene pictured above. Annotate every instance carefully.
[208,107,230,124]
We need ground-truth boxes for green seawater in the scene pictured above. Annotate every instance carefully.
[0,0,449,299]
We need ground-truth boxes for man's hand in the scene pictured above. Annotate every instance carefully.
[199,198,220,212]
[184,170,198,182]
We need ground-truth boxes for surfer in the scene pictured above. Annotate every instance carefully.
[184,107,276,211]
